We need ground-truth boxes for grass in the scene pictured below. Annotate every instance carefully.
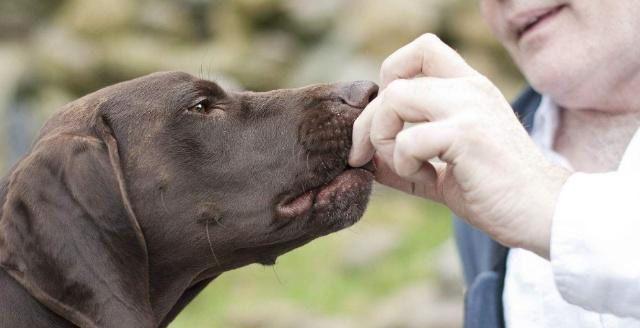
[170,186,452,327]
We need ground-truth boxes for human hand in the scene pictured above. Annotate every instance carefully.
[349,34,571,258]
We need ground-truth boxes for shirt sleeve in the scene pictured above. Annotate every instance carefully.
[551,170,640,319]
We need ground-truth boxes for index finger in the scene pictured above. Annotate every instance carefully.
[380,33,479,88]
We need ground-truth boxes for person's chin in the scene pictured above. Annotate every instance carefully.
[511,24,595,102]
[515,44,587,103]
[524,63,566,92]
[524,64,595,109]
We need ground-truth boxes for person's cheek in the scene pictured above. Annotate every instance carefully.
[479,1,510,46]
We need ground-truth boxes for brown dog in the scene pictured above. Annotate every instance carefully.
[0,72,378,328]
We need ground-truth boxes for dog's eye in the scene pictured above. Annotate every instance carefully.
[188,99,212,114]
[193,103,206,112]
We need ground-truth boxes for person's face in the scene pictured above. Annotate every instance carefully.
[479,0,640,109]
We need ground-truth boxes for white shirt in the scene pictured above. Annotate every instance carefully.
[503,96,640,327]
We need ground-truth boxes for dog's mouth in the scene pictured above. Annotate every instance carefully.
[275,160,375,220]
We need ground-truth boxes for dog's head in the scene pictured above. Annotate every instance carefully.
[0,72,378,327]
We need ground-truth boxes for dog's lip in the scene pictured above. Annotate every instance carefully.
[348,159,376,174]
[275,160,375,219]
[275,189,316,219]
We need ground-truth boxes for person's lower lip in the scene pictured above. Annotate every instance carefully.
[518,5,566,41]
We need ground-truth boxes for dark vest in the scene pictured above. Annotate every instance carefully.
[454,88,542,328]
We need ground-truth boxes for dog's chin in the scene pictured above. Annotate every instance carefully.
[311,166,374,231]
[275,161,375,229]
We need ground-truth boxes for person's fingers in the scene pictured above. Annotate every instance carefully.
[349,96,382,167]
[373,153,414,192]
[369,77,472,166]
[379,33,480,89]
[350,77,448,167]
[393,121,456,180]
[373,153,445,201]
[350,76,451,167]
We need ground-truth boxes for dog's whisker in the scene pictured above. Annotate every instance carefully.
[205,220,221,267]
[271,265,284,285]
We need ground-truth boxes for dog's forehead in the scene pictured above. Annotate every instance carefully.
[112,72,228,107]
[113,71,198,95]
[37,72,201,137]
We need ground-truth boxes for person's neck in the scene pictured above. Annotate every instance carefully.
[554,107,640,172]
[550,68,640,172]
[564,65,640,114]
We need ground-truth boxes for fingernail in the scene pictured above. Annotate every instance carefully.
[348,134,362,164]
[348,150,360,167]
[348,147,365,167]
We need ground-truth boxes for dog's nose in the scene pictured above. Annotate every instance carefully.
[336,81,379,109]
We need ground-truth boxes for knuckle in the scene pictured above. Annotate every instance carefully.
[466,76,497,95]
[380,61,405,88]
[392,154,409,176]
[395,132,419,166]
[417,33,441,47]
[383,79,406,101]
[395,130,413,150]
[454,116,475,134]
[370,132,387,147]
[395,166,412,179]
[380,57,394,74]
[454,116,484,144]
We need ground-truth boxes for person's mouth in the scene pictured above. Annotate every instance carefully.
[511,4,568,40]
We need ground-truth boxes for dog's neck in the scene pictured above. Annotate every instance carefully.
[151,270,220,326]
[147,246,278,325]
[146,256,223,326]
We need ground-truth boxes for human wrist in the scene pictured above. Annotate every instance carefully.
[517,164,572,259]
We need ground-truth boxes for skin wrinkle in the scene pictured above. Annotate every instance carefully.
[555,107,640,172]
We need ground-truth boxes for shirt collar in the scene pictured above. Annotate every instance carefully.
[530,96,574,170]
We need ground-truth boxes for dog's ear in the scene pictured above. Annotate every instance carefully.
[0,112,155,327]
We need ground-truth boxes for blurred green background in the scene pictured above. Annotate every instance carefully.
[0,0,525,327]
